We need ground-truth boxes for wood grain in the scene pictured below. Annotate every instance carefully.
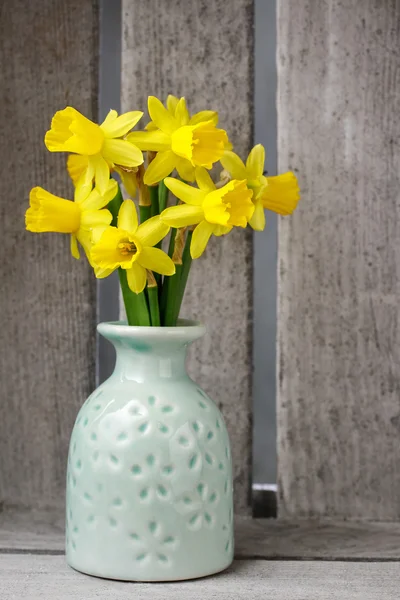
[277,0,400,518]
[122,0,254,514]
[0,1,98,510]
[3,510,400,560]
[1,556,399,599]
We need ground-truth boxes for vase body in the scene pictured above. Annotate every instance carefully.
[66,320,233,581]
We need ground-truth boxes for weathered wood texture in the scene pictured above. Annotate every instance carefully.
[234,517,400,560]
[0,1,98,509]
[0,509,64,552]
[1,556,399,600]
[122,0,254,514]
[3,511,400,561]
[277,0,400,519]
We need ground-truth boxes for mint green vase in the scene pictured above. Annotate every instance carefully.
[66,320,233,581]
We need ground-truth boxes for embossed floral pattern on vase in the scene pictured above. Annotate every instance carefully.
[66,320,233,581]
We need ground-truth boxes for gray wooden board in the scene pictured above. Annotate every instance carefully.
[277,0,400,519]
[1,556,399,599]
[235,518,400,560]
[0,0,98,510]
[0,509,64,552]
[2,512,400,560]
[121,0,254,515]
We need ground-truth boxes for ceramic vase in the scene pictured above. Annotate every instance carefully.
[66,320,233,581]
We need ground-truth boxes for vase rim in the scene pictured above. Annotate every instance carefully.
[97,319,206,344]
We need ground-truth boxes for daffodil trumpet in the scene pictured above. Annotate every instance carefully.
[25,97,300,327]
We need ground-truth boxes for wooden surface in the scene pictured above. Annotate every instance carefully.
[0,1,98,510]
[1,556,399,599]
[277,0,400,518]
[122,0,254,515]
[2,511,400,561]
[1,514,399,597]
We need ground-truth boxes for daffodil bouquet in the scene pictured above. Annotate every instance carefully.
[26,95,300,327]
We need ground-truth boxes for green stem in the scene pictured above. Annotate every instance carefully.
[158,179,169,213]
[167,227,177,256]
[136,290,151,326]
[104,182,151,326]
[118,268,142,325]
[108,181,123,226]
[163,265,182,327]
[139,204,151,224]
[150,185,159,217]
[173,230,193,323]
[160,228,178,323]
[147,285,160,326]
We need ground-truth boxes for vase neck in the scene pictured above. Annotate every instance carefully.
[97,321,206,384]
[113,342,188,382]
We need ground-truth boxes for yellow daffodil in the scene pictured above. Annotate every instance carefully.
[221,144,300,231]
[127,96,229,185]
[67,154,138,198]
[145,94,218,131]
[91,200,175,293]
[45,107,144,196]
[25,179,118,260]
[161,168,254,259]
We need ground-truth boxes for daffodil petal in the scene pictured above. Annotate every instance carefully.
[102,138,143,168]
[148,96,178,134]
[117,199,138,233]
[213,224,232,236]
[78,178,117,210]
[136,215,170,247]
[94,266,116,279]
[76,229,95,263]
[190,221,215,259]
[138,247,175,276]
[189,110,218,126]
[164,177,205,205]
[91,225,109,244]
[94,178,118,207]
[145,120,158,131]
[67,154,88,184]
[70,234,80,259]
[167,95,179,114]
[195,167,215,192]
[161,204,204,228]
[74,158,96,202]
[249,200,266,231]
[74,178,92,204]
[101,109,118,127]
[91,227,126,270]
[93,155,111,194]
[175,157,196,182]
[126,262,147,294]
[175,98,190,126]
[143,150,177,185]
[100,111,143,138]
[80,209,112,229]
[127,130,171,151]
[220,150,247,180]
[246,144,265,179]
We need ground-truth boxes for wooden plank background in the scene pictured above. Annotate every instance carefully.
[122,0,254,514]
[277,0,400,519]
[0,0,98,510]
